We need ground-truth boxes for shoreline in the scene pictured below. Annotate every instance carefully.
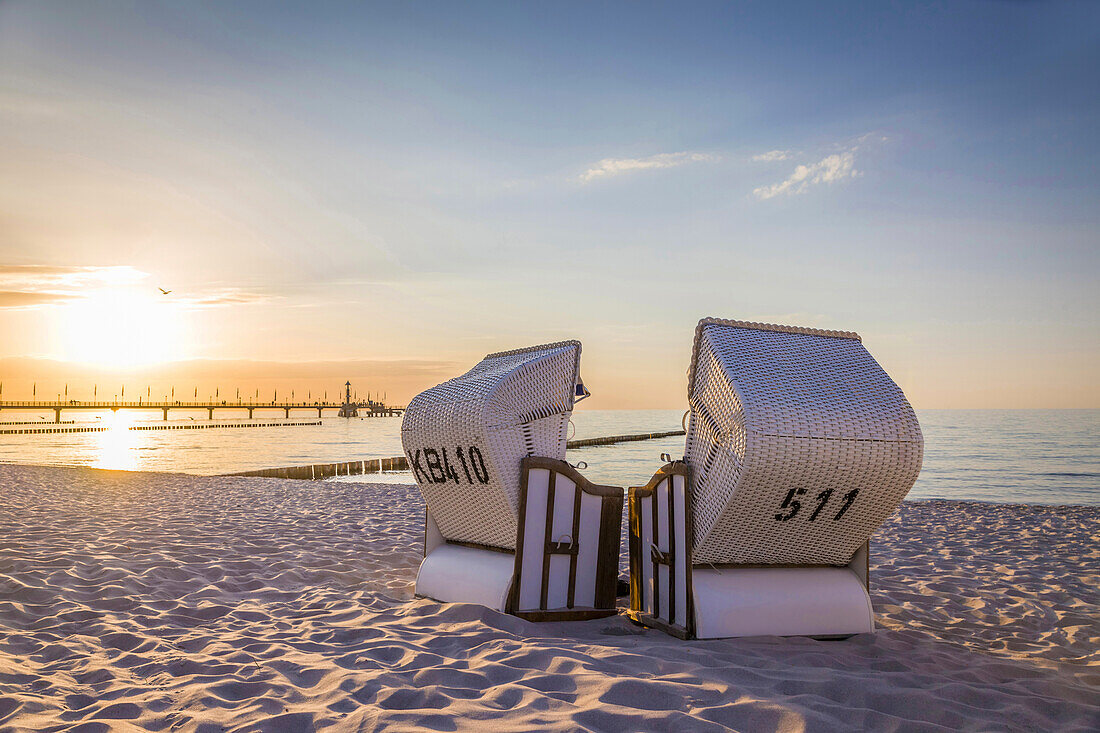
[2,459,1098,509]
[1,463,1096,730]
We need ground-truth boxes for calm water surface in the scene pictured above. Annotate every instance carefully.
[1,408,1096,506]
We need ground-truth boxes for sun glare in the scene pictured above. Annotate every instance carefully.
[57,289,187,368]
[93,410,139,471]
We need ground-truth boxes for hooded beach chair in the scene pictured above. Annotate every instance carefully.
[628,318,923,639]
[402,341,623,620]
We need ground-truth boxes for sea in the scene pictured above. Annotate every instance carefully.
[1,408,1096,506]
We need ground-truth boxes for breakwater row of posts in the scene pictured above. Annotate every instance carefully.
[566,430,684,448]
[1,426,109,434]
[229,456,410,480]
[0,420,323,435]
[130,421,321,431]
[230,429,688,480]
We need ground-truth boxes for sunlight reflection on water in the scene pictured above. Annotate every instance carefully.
[0,409,1096,505]
[92,411,140,471]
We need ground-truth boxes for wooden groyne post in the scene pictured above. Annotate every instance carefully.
[227,430,687,481]
[228,456,409,480]
[565,429,684,449]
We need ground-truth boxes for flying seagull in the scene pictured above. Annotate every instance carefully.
[158,287,172,295]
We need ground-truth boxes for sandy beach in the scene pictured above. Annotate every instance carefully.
[0,463,1096,732]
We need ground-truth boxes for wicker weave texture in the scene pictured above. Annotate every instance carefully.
[402,342,581,549]
[684,318,923,565]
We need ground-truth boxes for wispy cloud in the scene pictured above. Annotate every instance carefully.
[580,152,716,182]
[0,265,148,309]
[0,265,148,289]
[753,150,859,200]
[751,150,792,162]
[0,265,272,310]
[175,289,275,308]
[752,134,887,200]
[0,290,80,308]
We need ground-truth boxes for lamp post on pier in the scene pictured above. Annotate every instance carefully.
[338,380,358,418]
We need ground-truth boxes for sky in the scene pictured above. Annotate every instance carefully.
[1,0,1098,408]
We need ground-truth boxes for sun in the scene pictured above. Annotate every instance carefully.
[57,289,187,368]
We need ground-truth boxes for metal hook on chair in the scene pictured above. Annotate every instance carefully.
[681,410,690,432]
[574,379,591,403]
[650,542,672,565]
[570,460,588,470]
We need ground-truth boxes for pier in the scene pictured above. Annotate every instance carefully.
[0,383,404,423]
[0,420,324,435]
[333,381,400,418]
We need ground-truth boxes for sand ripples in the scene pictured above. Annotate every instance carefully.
[0,465,1096,731]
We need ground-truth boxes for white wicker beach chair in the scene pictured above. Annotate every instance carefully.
[402,341,623,620]
[628,318,923,639]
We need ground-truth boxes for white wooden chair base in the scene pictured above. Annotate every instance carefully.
[691,566,873,639]
[628,462,874,639]
[415,542,515,611]
[416,457,623,621]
